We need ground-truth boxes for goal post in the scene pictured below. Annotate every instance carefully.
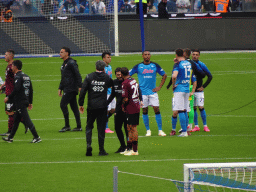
[0,0,119,57]
[184,162,256,192]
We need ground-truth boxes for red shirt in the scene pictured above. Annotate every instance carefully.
[5,63,14,96]
[122,77,140,114]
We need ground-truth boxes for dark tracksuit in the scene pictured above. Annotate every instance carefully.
[59,57,82,128]
[7,71,39,139]
[79,72,113,152]
[107,78,128,149]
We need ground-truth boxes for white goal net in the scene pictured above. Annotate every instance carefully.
[182,162,256,192]
[0,0,118,56]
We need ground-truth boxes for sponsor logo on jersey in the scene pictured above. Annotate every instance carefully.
[91,80,105,85]
[142,69,154,74]
[182,80,190,83]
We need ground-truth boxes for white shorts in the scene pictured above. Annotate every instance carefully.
[194,92,204,107]
[107,94,116,111]
[172,92,190,111]
[142,93,160,108]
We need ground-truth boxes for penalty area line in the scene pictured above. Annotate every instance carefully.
[4,134,256,143]
[1,157,256,165]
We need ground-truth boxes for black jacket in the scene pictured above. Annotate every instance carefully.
[158,1,168,18]
[8,71,33,108]
[107,78,123,113]
[59,57,82,94]
[79,71,114,109]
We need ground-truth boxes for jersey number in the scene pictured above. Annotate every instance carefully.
[184,65,191,78]
[131,83,139,99]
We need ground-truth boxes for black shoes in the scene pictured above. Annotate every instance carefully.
[86,147,109,156]
[72,127,82,132]
[115,146,126,153]
[59,127,82,132]
[86,147,92,156]
[59,127,71,132]
[2,137,13,143]
[30,137,42,143]
[99,150,109,156]
[0,132,11,136]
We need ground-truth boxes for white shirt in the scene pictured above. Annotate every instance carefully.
[176,0,191,13]
[92,1,105,13]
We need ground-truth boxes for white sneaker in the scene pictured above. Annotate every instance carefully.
[120,149,132,155]
[123,150,133,155]
[120,149,127,154]
[187,124,192,132]
[145,130,151,136]
[178,132,188,137]
[124,150,139,156]
[178,128,183,133]
[158,130,166,136]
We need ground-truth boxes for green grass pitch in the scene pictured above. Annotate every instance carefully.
[0,52,256,192]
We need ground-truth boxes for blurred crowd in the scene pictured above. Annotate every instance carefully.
[0,0,255,19]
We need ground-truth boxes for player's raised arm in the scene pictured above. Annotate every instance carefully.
[129,64,138,76]
[202,66,212,90]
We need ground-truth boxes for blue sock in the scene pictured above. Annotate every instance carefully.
[194,109,198,126]
[106,122,108,130]
[178,112,187,132]
[185,112,188,128]
[172,116,177,130]
[200,108,207,126]
[155,114,162,131]
[142,114,150,131]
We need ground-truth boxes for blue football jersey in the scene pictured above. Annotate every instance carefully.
[129,62,166,95]
[105,65,112,95]
[173,60,196,93]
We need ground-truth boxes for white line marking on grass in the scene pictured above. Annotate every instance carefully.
[0,115,255,123]
[4,134,256,143]
[0,157,256,165]
[13,56,256,65]
[31,71,256,82]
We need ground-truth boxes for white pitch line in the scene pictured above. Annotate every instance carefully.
[4,134,256,143]
[0,115,255,123]
[3,57,255,65]
[31,71,256,82]
[0,157,256,165]
[28,71,255,77]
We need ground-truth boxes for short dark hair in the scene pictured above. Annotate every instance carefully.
[7,49,15,55]
[192,49,200,55]
[175,48,183,57]
[95,60,106,71]
[61,47,71,56]
[183,48,191,57]
[121,67,129,76]
[102,51,111,59]
[13,60,22,70]
[142,50,150,55]
[115,67,121,74]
